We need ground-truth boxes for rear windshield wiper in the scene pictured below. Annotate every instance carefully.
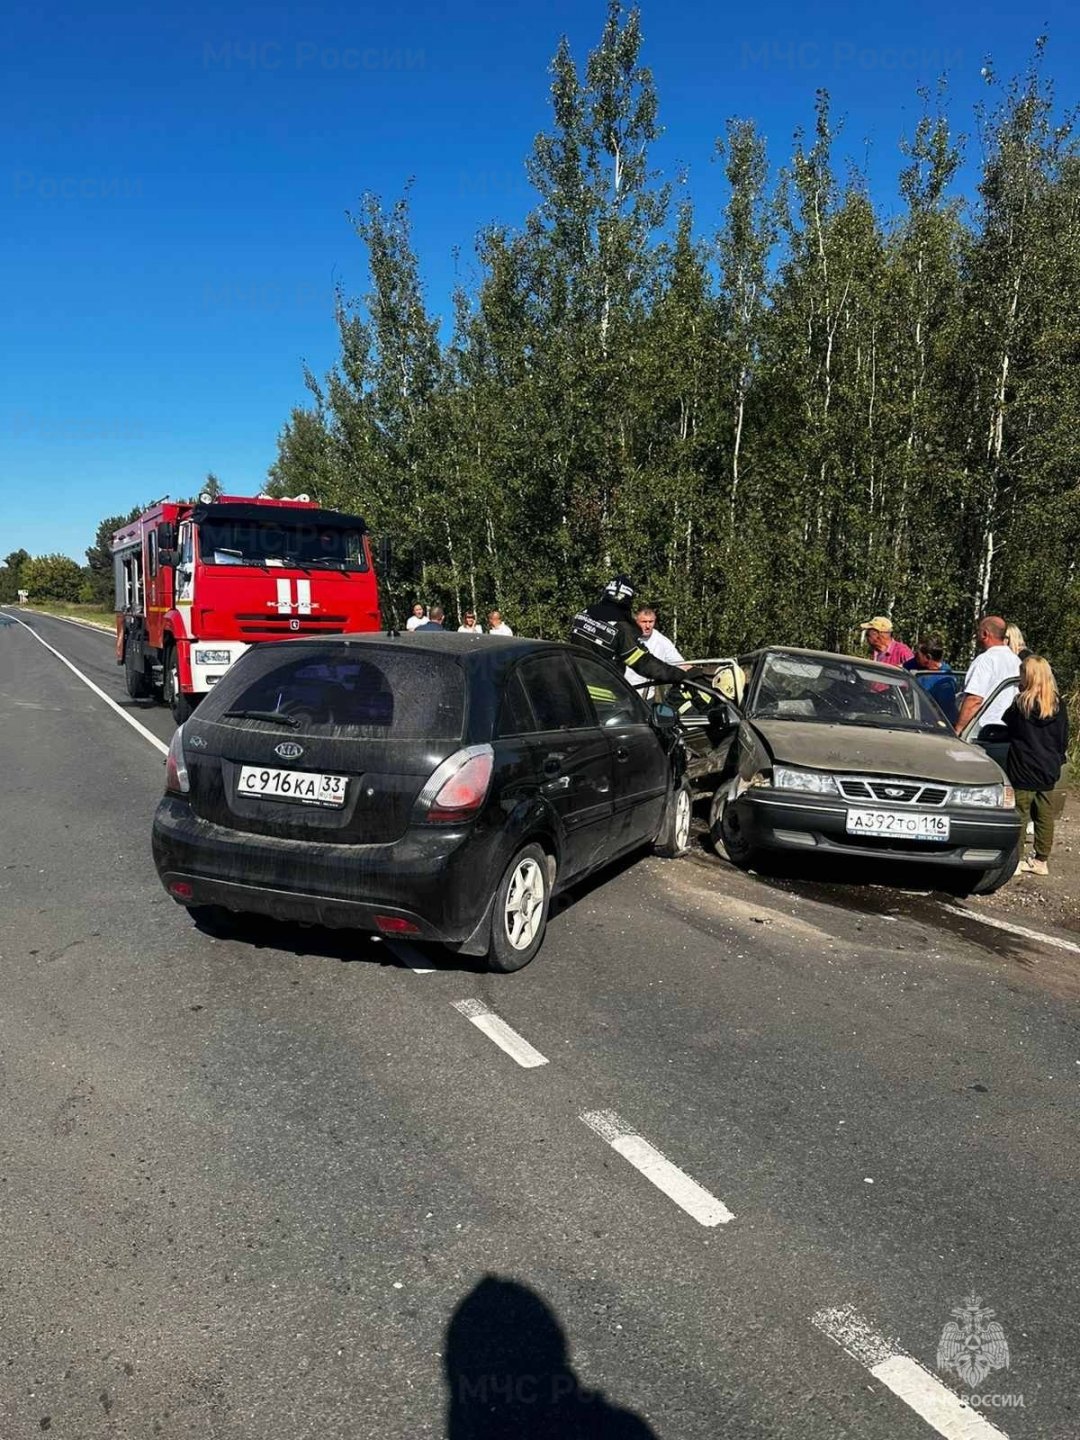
[223,708,300,728]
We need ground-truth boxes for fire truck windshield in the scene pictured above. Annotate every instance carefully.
[197,519,368,571]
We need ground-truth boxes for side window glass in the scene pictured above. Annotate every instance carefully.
[573,655,648,728]
[497,669,538,737]
[148,531,158,578]
[518,654,592,731]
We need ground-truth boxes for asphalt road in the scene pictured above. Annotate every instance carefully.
[1,607,1078,1440]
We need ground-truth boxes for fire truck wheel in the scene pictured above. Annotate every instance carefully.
[124,645,152,700]
[164,642,196,724]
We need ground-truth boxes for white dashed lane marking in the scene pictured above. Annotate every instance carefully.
[812,1305,1011,1439]
[581,1109,734,1227]
[452,999,549,1068]
[7,610,169,756]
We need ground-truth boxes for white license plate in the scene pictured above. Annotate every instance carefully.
[846,808,950,841]
[238,765,348,808]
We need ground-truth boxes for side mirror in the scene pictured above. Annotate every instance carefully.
[158,548,179,568]
[157,522,177,551]
[378,536,392,573]
[652,701,678,730]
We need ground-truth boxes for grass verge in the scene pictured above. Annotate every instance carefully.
[18,601,115,630]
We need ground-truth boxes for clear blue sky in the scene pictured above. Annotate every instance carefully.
[2,0,1074,563]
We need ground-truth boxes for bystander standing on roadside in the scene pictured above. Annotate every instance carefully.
[457,610,484,635]
[859,616,914,667]
[955,615,1022,734]
[415,605,445,632]
[903,633,959,724]
[1003,655,1069,876]
[1006,624,1033,661]
[406,603,427,631]
[625,606,683,691]
[487,610,513,636]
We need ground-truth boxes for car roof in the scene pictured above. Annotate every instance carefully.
[263,630,559,663]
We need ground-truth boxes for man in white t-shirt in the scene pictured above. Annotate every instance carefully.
[955,614,1022,734]
[406,603,426,631]
[487,610,513,636]
[625,606,684,690]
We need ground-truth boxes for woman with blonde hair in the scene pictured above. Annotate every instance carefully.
[1005,624,1032,660]
[1003,655,1069,875]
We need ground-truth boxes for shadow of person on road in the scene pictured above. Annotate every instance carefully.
[444,1275,659,1439]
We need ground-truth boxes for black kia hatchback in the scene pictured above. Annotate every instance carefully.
[151,633,703,970]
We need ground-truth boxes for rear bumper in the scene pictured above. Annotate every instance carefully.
[151,796,498,943]
[730,791,1022,868]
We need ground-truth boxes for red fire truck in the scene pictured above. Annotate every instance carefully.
[112,494,382,721]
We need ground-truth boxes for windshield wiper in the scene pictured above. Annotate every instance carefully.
[223,709,300,728]
[281,554,313,573]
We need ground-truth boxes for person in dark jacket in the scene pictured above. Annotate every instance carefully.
[903,632,959,725]
[1003,655,1069,876]
[569,576,712,713]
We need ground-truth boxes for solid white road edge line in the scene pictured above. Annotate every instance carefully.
[383,939,437,973]
[452,999,549,1068]
[942,902,1080,956]
[580,1109,734,1226]
[811,1305,1011,1440]
[9,612,169,757]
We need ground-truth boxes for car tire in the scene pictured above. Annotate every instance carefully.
[654,778,693,858]
[124,643,152,699]
[164,642,196,724]
[712,786,763,870]
[487,843,551,973]
[955,842,1021,897]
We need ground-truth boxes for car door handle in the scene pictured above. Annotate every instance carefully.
[615,746,630,762]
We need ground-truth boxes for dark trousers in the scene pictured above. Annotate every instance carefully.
[1014,785,1066,860]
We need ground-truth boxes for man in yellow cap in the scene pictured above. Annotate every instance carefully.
[859,615,914,668]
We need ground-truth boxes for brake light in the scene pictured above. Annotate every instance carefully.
[165,726,190,795]
[417,745,494,824]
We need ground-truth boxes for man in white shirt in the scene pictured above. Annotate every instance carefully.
[955,614,1022,734]
[406,603,426,631]
[457,610,484,635]
[487,610,513,636]
[625,607,683,689]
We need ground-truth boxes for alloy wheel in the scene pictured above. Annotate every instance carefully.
[503,857,545,950]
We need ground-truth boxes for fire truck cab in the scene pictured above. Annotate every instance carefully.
[112,494,381,722]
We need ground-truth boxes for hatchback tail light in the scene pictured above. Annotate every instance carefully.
[416,744,494,824]
[165,726,190,795]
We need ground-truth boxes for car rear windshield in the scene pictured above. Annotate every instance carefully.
[199,646,466,739]
[751,653,946,730]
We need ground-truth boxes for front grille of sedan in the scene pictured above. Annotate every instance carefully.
[837,777,950,806]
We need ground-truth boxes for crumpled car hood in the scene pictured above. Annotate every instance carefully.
[751,719,1005,785]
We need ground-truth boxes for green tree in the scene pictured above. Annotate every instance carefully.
[21,554,84,602]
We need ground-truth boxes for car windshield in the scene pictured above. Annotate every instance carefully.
[199,646,465,740]
[750,653,947,730]
[197,519,368,570]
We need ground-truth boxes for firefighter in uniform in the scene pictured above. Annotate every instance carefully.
[569,576,715,715]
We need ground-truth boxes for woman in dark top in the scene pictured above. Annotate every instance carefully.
[1003,655,1069,875]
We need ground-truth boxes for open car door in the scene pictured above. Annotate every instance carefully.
[959,675,1019,771]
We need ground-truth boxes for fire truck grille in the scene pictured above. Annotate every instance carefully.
[235,613,351,637]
